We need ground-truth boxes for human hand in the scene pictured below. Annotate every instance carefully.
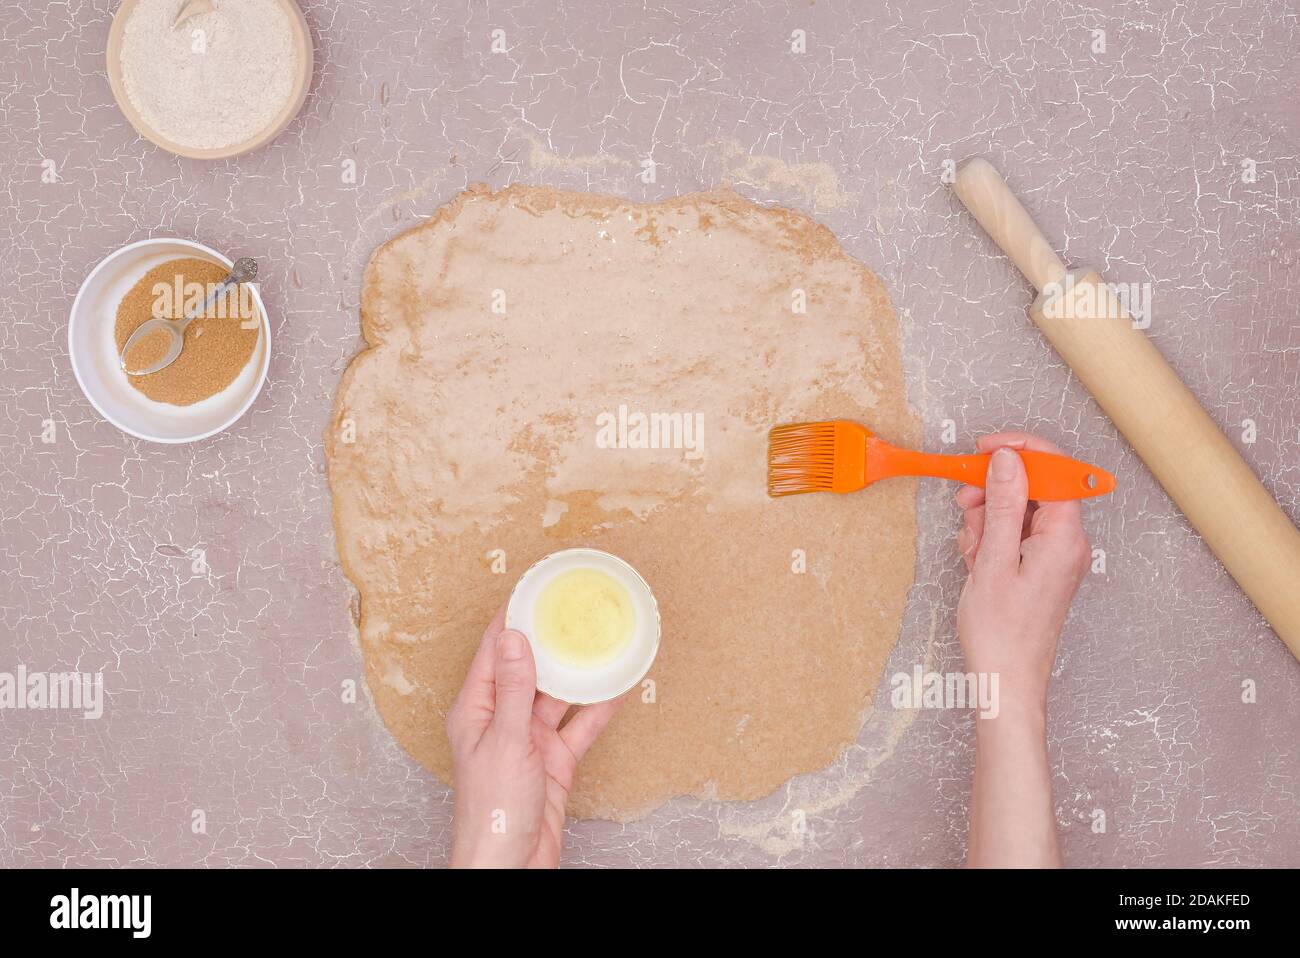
[447,606,623,868]
[955,432,1091,716]
[957,431,1090,868]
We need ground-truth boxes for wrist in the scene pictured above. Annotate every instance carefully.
[976,686,1047,734]
[450,806,531,869]
[449,836,524,869]
[958,659,1051,725]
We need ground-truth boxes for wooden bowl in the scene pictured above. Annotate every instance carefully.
[105,0,313,160]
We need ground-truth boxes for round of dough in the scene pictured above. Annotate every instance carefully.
[327,185,918,820]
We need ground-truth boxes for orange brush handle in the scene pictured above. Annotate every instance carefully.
[866,441,1116,501]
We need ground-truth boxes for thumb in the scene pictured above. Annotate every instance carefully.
[490,630,537,739]
[973,447,1028,577]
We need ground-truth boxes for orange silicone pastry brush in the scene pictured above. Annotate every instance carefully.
[768,420,1116,500]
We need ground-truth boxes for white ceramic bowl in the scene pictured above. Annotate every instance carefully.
[506,548,661,705]
[69,238,270,443]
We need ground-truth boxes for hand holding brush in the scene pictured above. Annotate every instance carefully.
[768,420,1115,501]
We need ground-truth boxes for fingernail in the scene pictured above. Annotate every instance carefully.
[498,630,526,660]
[991,447,1018,481]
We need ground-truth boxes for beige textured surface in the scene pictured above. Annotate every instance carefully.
[326,185,918,819]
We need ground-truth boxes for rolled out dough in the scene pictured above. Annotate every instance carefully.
[327,185,918,821]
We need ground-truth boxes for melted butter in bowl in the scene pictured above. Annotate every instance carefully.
[536,567,635,668]
[506,548,660,704]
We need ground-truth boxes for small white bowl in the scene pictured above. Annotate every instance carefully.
[506,548,661,705]
[69,238,270,444]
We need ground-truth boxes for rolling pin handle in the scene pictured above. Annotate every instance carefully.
[953,157,1068,294]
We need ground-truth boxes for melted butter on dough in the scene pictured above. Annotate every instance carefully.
[327,184,918,821]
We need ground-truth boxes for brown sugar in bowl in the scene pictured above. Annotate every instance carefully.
[69,237,271,444]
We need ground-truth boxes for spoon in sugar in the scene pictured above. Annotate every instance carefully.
[120,257,258,376]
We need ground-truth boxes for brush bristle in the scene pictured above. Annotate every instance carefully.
[768,422,837,496]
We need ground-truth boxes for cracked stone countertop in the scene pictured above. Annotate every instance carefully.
[1,0,1297,867]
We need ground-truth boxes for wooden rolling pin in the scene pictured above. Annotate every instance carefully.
[953,157,1300,662]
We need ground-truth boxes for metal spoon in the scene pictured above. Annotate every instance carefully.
[120,257,258,376]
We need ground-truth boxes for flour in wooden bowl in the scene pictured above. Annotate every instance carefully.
[119,0,298,151]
